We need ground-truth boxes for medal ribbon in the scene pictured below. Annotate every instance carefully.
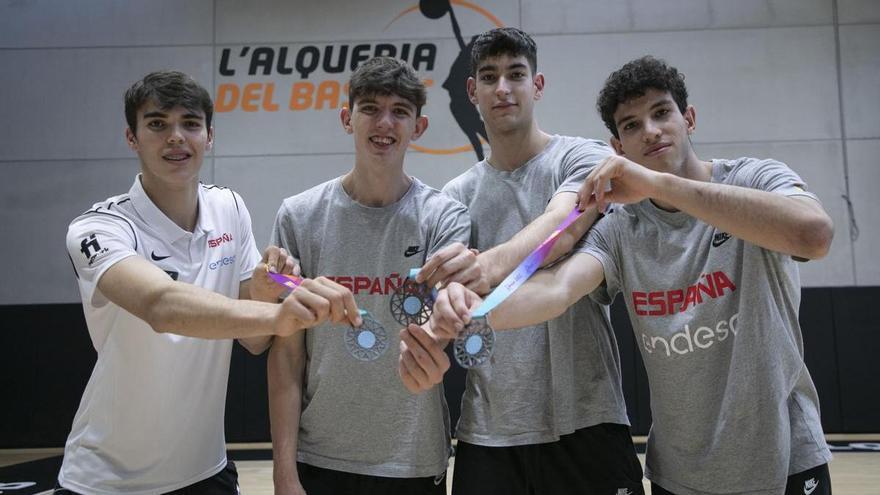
[472,207,584,318]
[267,272,304,291]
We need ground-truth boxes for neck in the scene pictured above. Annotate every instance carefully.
[678,150,713,182]
[342,162,411,207]
[139,175,199,232]
[485,121,552,171]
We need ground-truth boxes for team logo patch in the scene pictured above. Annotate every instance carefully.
[80,233,110,266]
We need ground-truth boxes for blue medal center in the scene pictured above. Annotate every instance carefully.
[465,334,483,355]
[358,330,376,349]
[403,296,422,315]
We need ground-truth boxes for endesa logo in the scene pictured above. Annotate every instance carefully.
[209,255,236,271]
[208,232,234,248]
[215,1,504,160]
[632,270,737,317]
[642,312,740,357]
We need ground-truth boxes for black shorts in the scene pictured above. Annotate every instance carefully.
[298,461,446,495]
[451,423,644,495]
[650,463,831,495]
[55,461,240,495]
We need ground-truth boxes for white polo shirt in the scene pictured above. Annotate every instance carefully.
[59,175,261,495]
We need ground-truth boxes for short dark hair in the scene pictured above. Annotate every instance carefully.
[348,57,426,113]
[470,27,537,76]
[124,71,213,135]
[597,56,689,139]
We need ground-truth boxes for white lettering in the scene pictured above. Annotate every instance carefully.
[693,326,714,349]
[670,325,694,354]
[641,312,740,358]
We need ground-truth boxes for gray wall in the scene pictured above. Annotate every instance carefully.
[1,0,878,306]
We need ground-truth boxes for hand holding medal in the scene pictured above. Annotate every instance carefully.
[441,207,587,368]
[267,270,387,361]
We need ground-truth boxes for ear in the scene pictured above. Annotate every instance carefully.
[412,115,429,141]
[611,136,625,156]
[340,106,353,134]
[466,77,478,105]
[206,126,214,151]
[125,127,138,151]
[684,104,696,135]
[533,72,545,100]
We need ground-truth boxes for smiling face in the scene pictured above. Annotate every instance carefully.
[467,54,544,135]
[610,88,696,174]
[126,100,213,191]
[341,92,428,167]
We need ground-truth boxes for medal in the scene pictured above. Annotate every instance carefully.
[345,310,388,361]
[455,207,585,368]
[390,268,435,326]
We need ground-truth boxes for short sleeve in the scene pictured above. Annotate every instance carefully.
[269,200,303,270]
[66,212,138,307]
[427,198,472,257]
[574,214,621,305]
[555,139,613,196]
[233,192,262,281]
[737,158,819,201]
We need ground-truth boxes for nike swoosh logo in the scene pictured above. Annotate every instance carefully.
[804,479,818,495]
[404,246,424,258]
[151,251,171,261]
[712,232,731,247]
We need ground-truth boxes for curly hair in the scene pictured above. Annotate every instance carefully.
[470,27,537,77]
[348,56,426,114]
[597,56,688,139]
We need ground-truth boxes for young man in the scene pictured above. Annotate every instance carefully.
[59,71,358,494]
[431,56,835,494]
[402,28,644,495]
[265,57,473,495]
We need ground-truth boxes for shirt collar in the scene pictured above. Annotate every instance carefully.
[129,175,215,243]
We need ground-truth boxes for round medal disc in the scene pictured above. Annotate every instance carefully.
[345,313,388,361]
[453,317,495,368]
[390,278,435,326]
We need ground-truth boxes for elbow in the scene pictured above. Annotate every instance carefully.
[142,292,177,334]
[794,214,834,260]
[146,308,173,334]
[240,336,273,355]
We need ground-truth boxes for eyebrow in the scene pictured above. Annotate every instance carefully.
[615,98,676,127]
[142,111,168,119]
[356,98,415,111]
[142,111,204,121]
[477,62,528,74]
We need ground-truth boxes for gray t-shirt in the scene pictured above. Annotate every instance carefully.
[270,177,470,478]
[443,135,629,446]
[579,158,832,494]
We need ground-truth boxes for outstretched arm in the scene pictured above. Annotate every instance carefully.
[579,156,833,260]
[479,192,601,291]
[98,256,360,341]
[238,246,302,354]
[430,252,607,339]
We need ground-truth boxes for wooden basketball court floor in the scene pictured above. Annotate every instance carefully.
[2,435,878,494]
